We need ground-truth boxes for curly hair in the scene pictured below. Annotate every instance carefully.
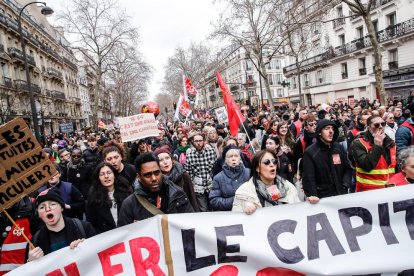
[87,162,133,208]
[102,141,126,160]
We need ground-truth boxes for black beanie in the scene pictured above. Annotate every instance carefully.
[35,188,65,209]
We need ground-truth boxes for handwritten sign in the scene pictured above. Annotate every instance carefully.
[118,113,159,143]
[0,117,56,209]
[59,123,73,133]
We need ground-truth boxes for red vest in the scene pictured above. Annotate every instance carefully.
[0,218,31,275]
[300,136,306,155]
[387,172,410,186]
[355,138,396,192]
[293,120,302,138]
[351,128,360,138]
[401,120,414,143]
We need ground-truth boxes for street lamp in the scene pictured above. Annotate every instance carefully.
[18,2,54,142]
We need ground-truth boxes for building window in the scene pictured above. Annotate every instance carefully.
[275,74,283,85]
[267,74,274,85]
[359,58,366,75]
[292,77,297,89]
[339,34,345,45]
[372,20,379,33]
[387,12,397,27]
[341,63,348,79]
[388,49,398,69]
[317,70,324,84]
[304,74,310,87]
[277,89,283,98]
[356,26,363,39]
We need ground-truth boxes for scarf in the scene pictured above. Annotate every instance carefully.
[387,122,395,129]
[255,176,287,206]
[177,145,190,153]
[67,159,85,169]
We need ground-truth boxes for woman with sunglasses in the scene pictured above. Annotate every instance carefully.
[62,148,94,200]
[232,150,300,215]
[350,115,396,192]
[86,162,132,234]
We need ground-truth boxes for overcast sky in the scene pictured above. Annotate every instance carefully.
[49,0,221,101]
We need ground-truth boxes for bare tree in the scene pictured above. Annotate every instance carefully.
[212,0,285,109]
[162,42,217,98]
[338,0,386,104]
[59,0,140,127]
[0,89,18,124]
[106,46,152,117]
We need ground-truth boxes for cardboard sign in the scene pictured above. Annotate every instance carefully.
[0,117,56,209]
[119,113,159,143]
[9,185,414,275]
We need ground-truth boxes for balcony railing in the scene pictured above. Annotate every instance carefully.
[2,77,13,88]
[284,17,414,74]
[14,80,41,94]
[371,0,394,10]
[7,47,36,66]
[359,68,367,75]
[47,67,63,79]
[62,56,78,71]
[51,90,66,100]
[342,72,348,79]
[389,61,398,69]
[333,18,345,29]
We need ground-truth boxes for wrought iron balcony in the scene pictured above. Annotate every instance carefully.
[2,77,12,88]
[389,61,398,70]
[62,56,78,71]
[7,47,35,66]
[333,18,345,29]
[47,67,63,79]
[14,79,41,94]
[284,17,414,74]
[342,72,348,79]
[51,90,66,100]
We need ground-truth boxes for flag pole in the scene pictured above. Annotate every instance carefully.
[234,107,256,153]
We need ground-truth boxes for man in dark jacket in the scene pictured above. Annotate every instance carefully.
[118,152,194,226]
[302,119,352,203]
[28,189,95,261]
[83,136,101,170]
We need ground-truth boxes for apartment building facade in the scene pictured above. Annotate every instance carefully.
[283,0,414,106]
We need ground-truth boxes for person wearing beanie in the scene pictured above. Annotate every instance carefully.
[209,145,250,211]
[302,119,352,203]
[154,146,199,211]
[28,188,95,262]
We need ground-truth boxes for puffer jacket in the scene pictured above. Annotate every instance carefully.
[209,164,250,211]
[117,176,194,226]
[396,117,414,153]
[232,176,300,212]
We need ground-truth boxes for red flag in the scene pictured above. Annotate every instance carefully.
[97,119,108,130]
[216,71,245,136]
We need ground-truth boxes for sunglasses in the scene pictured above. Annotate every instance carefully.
[141,170,161,178]
[241,109,249,113]
[308,122,316,127]
[372,122,386,128]
[262,159,277,166]
[72,154,82,158]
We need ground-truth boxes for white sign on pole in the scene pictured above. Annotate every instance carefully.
[214,106,228,124]
[9,185,414,275]
[119,113,159,142]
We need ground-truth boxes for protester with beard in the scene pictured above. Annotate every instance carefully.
[83,136,101,170]
[232,150,300,215]
[118,152,194,226]
[28,189,95,262]
[35,163,85,219]
[173,136,190,164]
[62,148,93,200]
[209,145,250,211]
[86,163,132,234]
[154,146,199,211]
[103,141,137,188]
[293,114,317,172]
[302,119,352,203]
[185,133,216,212]
[351,115,396,192]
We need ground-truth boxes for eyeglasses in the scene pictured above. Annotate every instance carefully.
[72,154,82,158]
[141,170,161,178]
[37,202,59,212]
[262,159,277,166]
[99,171,113,177]
[372,122,386,128]
[308,122,316,127]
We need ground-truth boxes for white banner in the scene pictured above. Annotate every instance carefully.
[10,185,414,275]
[119,113,159,143]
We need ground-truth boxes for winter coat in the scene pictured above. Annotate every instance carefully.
[396,118,414,153]
[62,160,93,199]
[209,164,250,211]
[119,163,137,187]
[82,148,101,169]
[232,176,300,212]
[36,181,85,219]
[302,119,352,199]
[167,162,200,212]
[32,216,95,255]
[117,176,194,226]
[86,196,125,234]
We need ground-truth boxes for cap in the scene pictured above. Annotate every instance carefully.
[97,137,109,146]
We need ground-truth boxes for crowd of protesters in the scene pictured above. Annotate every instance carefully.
[1,95,414,274]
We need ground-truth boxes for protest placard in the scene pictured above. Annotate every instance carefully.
[214,106,228,124]
[0,117,56,209]
[119,113,159,143]
[59,122,74,133]
[9,185,414,275]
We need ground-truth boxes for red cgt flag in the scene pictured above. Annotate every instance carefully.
[216,71,245,136]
